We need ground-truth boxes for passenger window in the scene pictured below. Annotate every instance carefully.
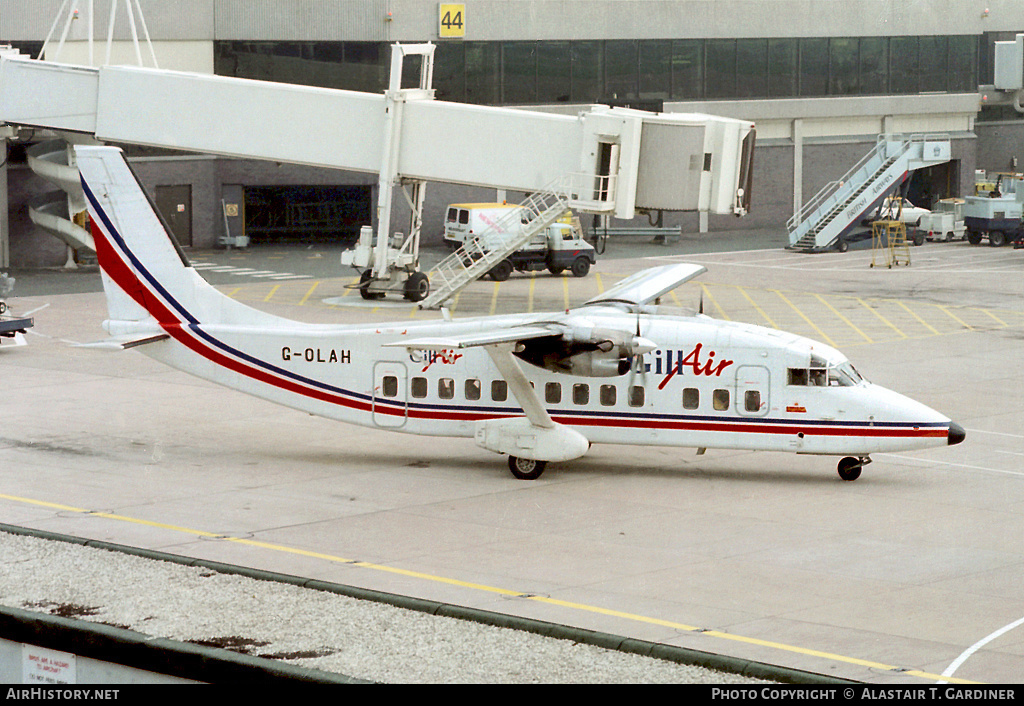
[411,377,427,398]
[628,385,645,407]
[545,382,561,404]
[465,379,481,401]
[682,388,699,410]
[438,378,455,400]
[491,380,508,402]
[713,389,730,411]
[382,376,398,398]
[573,384,590,405]
[744,390,761,412]
[600,384,616,406]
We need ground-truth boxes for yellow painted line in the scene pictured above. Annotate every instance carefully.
[771,289,837,347]
[977,308,1007,327]
[937,305,974,331]
[298,281,320,306]
[263,284,281,303]
[736,286,778,329]
[857,298,907,339]
[489,281,501,316]
[701,284,729,320]
[815,294,872,344]
[594,273,605,294]
[0,491,981,684]
[895,301,940,335]
[562,276,570,310]
[225,287,241,299]
[527,273,537,312]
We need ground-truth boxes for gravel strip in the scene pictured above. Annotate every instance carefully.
[0,531,768,684]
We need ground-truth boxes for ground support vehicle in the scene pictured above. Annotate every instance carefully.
[964,175,1024,246]
[921,198,966,242]
[484,222,597,281]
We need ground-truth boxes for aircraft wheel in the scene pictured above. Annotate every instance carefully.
[571,257,591,277]
[837,457,862,482]
[508,456,547,480]
[403,272,430,302]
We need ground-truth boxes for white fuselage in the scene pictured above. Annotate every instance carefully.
[138,306,951,458]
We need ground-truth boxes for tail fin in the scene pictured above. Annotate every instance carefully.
[78,145,199,327]
[78,146,283,330]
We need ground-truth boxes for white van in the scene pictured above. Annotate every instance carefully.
[442,202,525,249]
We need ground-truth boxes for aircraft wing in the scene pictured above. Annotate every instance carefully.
[384,325,560,352]
[583,263,707,308]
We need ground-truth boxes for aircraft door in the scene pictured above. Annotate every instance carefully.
[373,361,407,428]
[736,365,770,417]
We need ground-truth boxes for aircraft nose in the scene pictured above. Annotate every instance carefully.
[948,421,966,446]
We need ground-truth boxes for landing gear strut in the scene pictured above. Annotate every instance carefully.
[837,456,871,481]
[508,456,547,480]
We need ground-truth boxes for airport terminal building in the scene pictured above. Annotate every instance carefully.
[2,0,1023,267]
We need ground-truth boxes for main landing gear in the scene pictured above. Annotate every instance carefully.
[508,455,547,480]
[837,456,871,481]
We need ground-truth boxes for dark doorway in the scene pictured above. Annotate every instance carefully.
[906,160,961,209]
[244,185,372,243]
[155,185,193,247]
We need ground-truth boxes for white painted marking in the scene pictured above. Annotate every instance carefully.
[940,615,1024,682]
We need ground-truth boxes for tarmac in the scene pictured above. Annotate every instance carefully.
[2,227,1024,684]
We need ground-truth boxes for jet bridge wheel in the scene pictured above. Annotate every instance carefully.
[837,456,867,481]
[508,455,547,480]
[403,271,430,302]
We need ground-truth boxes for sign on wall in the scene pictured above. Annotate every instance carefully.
[439,4,465,38]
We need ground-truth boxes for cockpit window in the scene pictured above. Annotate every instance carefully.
[788,361,865,387]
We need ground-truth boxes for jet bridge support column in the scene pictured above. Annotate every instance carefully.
[368,43,434,298]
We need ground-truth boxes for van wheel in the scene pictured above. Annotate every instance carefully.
[489,260,513,281]
[571,257,591,277]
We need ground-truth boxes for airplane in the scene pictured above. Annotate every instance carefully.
[78,146,965,481]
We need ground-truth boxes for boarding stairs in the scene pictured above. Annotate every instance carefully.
[420,174,607,309]
[787,134,951,252]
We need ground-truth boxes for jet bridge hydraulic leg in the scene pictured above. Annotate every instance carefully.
[341,43,436,302]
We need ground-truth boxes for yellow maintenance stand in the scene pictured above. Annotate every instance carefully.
[870,219,911,268]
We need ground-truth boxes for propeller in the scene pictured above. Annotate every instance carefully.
[626,313,656,389]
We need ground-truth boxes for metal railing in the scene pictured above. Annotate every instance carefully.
[421,172,615,309]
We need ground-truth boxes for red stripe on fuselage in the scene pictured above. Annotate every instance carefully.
[91,218,947,441]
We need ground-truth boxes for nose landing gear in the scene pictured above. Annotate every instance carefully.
[838,456,872,481]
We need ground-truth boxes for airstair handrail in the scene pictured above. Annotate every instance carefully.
[787,134,896,232]
[421,172,615,308]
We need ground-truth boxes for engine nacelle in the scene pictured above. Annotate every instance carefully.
[562,349,631,377]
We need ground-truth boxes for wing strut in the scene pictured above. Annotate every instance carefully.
[484,343,554,429]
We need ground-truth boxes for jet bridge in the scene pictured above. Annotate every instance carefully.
[0,45,755,300]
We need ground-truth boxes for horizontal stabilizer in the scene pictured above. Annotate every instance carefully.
[73,333,170,350]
